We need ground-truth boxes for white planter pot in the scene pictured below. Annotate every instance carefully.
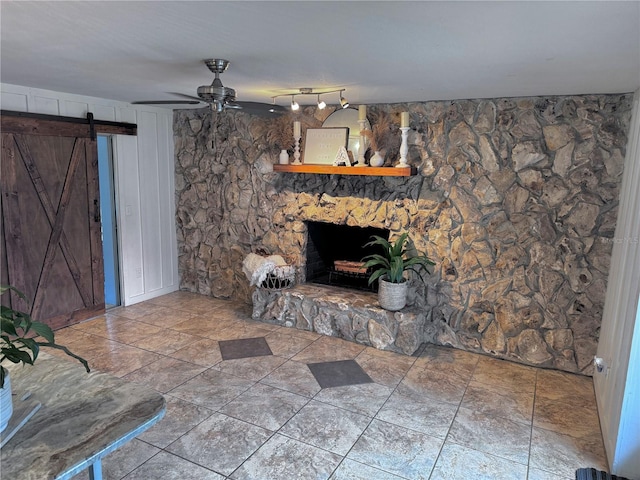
[378,278,407,311]
[0,368,13,433]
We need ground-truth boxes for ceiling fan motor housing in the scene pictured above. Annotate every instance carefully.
[197,84,236,103]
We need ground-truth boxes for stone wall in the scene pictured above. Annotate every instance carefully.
[174,94,633,374]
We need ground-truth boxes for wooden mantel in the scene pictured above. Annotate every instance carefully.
[272,164,417,176]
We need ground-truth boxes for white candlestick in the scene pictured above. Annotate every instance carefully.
[292,136,302,165]
[356,119,368,167]
[400,112,410,128]
[359,104,367,121]
[397,127,410,168]
[293,121,301,138]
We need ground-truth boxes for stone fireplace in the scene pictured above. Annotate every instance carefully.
[174,93,633,374]
[305,221,389,292]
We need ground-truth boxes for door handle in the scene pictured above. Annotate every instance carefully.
[94,199,101,223]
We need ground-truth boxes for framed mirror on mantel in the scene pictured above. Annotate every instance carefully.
[273,107,416,176]
[321,108,370,157]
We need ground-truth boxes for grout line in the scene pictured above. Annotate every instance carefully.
[427,354,481,480]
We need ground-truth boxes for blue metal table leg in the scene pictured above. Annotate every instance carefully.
[88,460,103,480]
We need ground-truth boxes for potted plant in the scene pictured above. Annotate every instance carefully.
[362,233,435,311]
[1,285,90,432]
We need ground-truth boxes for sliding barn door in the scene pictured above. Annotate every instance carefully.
[1,114,104,329]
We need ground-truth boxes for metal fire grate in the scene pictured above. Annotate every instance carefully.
[328,267,375,292]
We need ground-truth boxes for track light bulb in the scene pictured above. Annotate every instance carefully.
[291,96,299,111]
[317,95,326,110]
[339,91,349,109]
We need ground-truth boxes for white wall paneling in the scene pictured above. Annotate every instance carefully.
[1,83,179,306]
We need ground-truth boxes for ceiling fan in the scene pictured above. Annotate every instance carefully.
[132,59,285,116]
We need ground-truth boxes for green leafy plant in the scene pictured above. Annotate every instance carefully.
[1,285,90,388]
[362,233,435,285]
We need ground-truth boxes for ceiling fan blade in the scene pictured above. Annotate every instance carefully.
[232,101,286,117]
[132,100,201,105]
[169,92,206,102]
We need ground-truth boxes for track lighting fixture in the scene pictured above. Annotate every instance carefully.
[272,87,349,110]
[317,94,326,110]
[291,95,300,111]
[339,90,349,109]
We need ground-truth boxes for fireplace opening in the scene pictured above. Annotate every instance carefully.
[305,221,390,292]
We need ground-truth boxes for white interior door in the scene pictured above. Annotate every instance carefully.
[593,90,640,478]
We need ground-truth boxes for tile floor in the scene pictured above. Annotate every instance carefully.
[51,291,608,480]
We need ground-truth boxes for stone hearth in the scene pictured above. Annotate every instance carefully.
[252,284,427,355]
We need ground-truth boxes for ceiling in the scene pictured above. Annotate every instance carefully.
[1,1,639,110]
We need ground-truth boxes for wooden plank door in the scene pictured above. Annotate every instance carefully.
[1,114,104,329]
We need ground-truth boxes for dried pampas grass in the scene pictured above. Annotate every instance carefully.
[362,112,393,152]
[267,115,294,150]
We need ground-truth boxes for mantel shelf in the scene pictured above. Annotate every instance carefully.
[272,164,417,176]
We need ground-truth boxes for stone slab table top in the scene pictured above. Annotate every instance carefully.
[1,352,166,479]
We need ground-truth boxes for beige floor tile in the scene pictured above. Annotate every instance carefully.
[347,419,443,480]
[166,413,272,476]
[462,380,534,425]
[130,330,203,354]
[280,400,371,456]
[123,356,207,393]
[137,395,214,448]
[471,356,537,393]
[315,382,393,417]
[169,337,223,367]
[533,396,602,439]
[447,406,531,465]
[536,369,596,405]
[376,389,458,438]
[292,335,366,363]
[431,442,528,480]
[527,467,574,480]
[73,315,163,345]
[260,359,322,397]
[219,383,308,430]
[232,433,342,480]
[329,459,405,479]
[123,451,224,479]
[87,345,162,378]
[52,326,97,346]
[115,303,168,320]
[264,329,317,358]
[168,369,255,410]
[398,364,470,405]
[417,344,480,379]
[64,336,130,361]
[212,355,287,381]
[529,426,608,478]
[170,315,237,337]
[135,308,198,328]
[355,347,416,388]
[210,323,275,341]
[72,314,120,333]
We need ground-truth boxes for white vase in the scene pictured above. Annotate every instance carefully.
[370,151,384,167]
[378,278,407,311]
[278,149,290,165]
[0,368,13,433]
